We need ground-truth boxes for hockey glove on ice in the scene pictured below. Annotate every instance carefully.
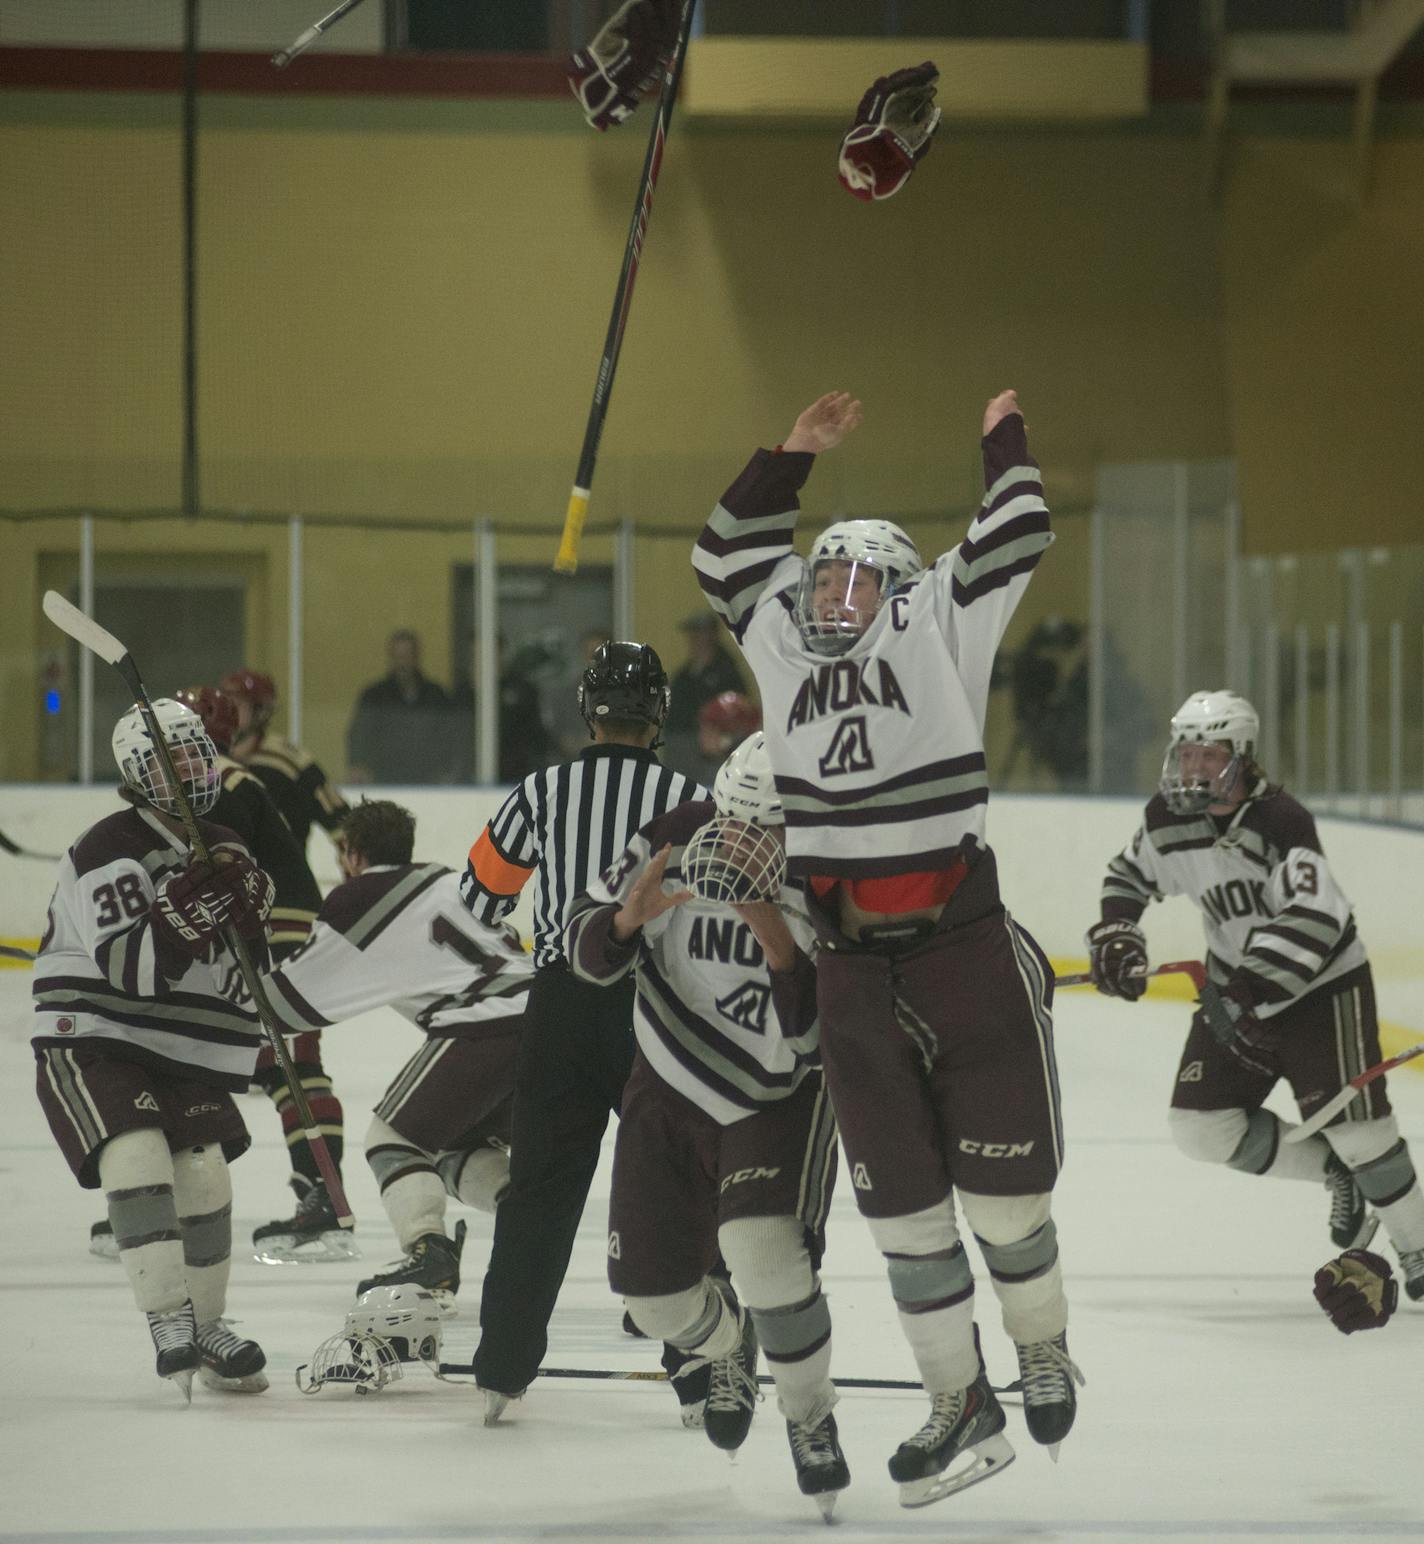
[154,849,274,953]
[1314,1248,1398,1333]
[1086,918,1148,1001]
[1195,977,1275,1079]
[566,0,679,131]
[838,61,943,201]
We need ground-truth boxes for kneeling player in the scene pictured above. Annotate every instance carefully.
[32,700,273,1398]
[566,735,847,1519]
[263,800,530,1298]
[1087,690,1424,1300]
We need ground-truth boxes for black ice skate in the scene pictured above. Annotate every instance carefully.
[1399,1246,1424,1302]
[786,1411,851,1522]
[147,1300,199,1403]
[1325,1153,1379,1250]
[89,1219,119,1261]
[662,1342,712,1429]
[1014,1331,1085,1459]
[888,1372,1015,1508]
[703,1288,761,1453]
[357,1220,466,1305]
[196,1318,269,1394]
[252,1176,360,1265]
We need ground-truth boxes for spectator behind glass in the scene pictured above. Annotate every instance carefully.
[346,629,455,785]
[451,633,561,784]
[662,611,745,780]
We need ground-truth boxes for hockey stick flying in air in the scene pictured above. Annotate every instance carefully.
[554,0,698,574]
[40,590,354,1228]
[271,0,369,69]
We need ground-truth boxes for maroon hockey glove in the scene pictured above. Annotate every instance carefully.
[1195,977,1275,1079]
[838,61,943,202]
[566,0,679,131]
[1085,918,1148,1001]
[154,849,275,953]
[1314,1249,1398,1334]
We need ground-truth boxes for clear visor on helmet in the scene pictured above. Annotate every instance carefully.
[124,733,220,817]
[681,817,787,904]
[794,559,885,658]
[1159,740,1244,815]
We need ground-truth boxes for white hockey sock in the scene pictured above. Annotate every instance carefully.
[380,1170,448,1251]
[443,1144,510,1214]
[1327,1119,1424,1252]
[629,1280,742,1360]
[961,1192,1068,1345]
[98,1129,186,1315]
[172,1143,232,1326]
[1172,1107,1330,1180]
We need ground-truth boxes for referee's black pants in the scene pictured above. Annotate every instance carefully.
[474,965,636,1396]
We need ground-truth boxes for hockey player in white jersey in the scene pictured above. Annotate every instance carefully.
[262,799,531,1300]
[565,734,845,1518]
[694,391,1076,1507]
[1087,690,1424,1301]
[32,700,274,1399]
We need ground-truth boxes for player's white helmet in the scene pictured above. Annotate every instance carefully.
[713,731,782,828]
[1159,689,1259,815]
[794,520,922,657]
[111,699,220,817]
[295,1285,445,1396]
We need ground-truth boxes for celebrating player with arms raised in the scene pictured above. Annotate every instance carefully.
[694,390,1077,1507]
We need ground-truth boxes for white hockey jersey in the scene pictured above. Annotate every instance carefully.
[31,806,263,1087]
[693,416,1052,880]
[264,865,531,1039]
[564,800,820,1125]
[1100,785,1368,1019]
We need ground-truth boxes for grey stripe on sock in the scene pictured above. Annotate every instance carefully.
[1227,1108,1281,1175]
[180,1203,232,1269]
[975,1219,1059,1283]
[751,1290,832,1361]
[1352,1139,1418,1206]
[108,1183,179,1250]
[886,1242,974,1308]
[368,1140,436,1191]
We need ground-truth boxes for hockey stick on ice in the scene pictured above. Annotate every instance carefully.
[1284,1036,1424,1144]
[554,0,697,574]
[271,0,369,68]
[0,827,60,863]
[1054,959,1205,992]
[438,1362,1024,1402]
[40,589,354,1227]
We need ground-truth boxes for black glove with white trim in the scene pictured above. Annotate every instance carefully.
[1086,918,1148,1001]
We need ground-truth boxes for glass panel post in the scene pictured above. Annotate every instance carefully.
[476,518,498,785]
[1294,623,1309,796]
[1088,507,1105,794]
[79,513,94,785]
[288,517,304,747]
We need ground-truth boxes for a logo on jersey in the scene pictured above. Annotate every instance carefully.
[719,1165,782,1193]
[1200,878,1270,927]
[134,1091,160,1112]
[55,1016,75,1035]
[184,1103,221,1117]
[786,658,911,733]
[688,915,764,968]
[818,716,874,778]
[1178,1060,1204,1084]
[607,1232,621,1260]
[852,1162,873,1191]
[957,1138,1035,1158]
[716,981,772,1034]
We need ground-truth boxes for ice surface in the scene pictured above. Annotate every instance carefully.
[2,973,1421,1544]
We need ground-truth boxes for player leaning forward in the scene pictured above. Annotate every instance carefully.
[565,733,845,1517]
[694,390,1078,1506]
[1087,690,1424,1299]
[32,700,274,1398]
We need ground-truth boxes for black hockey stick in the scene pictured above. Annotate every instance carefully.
[0,943,36,963]
[1055,959,1205,992]
[40,590,354,1228]
[0,827,60,863]
[554,0,697,574]
[272,0,369,68]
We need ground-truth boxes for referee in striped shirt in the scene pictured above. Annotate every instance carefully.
[460,641,706,1418]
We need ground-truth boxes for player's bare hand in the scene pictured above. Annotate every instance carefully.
[982,389,1024,437]
[612,844,692,941]
[784,392,863,455]
[732,900,797,972]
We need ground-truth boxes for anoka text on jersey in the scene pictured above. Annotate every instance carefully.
[785,657,910,732]
[1200,876,1271,927]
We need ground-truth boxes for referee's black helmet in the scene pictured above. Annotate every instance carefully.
[578,641,671,733]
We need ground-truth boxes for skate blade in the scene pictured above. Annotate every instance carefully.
[198,1366,270,1395]
[812,1490,842,1523]
[252,1232,362,1265]
[166,1369,195,1405]
[481,1390,516,1427]
[898,1433,1015,1509]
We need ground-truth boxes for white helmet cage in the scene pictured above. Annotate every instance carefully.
[681,819,787,905]
[111,698,220,817]
[1159,689,1260,814]
[295,1329,403,1396]
[794,520,923,657]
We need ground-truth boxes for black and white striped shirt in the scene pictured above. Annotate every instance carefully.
[460,744,706,969]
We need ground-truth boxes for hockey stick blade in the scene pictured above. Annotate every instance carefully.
[42,590,128,668]
[0,828,61,863]
[1284,1038,1424,1143]
[1055,959,1205,992]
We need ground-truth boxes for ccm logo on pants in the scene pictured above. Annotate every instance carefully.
[957,1139,1035,1158]
[719,1165,782,1193]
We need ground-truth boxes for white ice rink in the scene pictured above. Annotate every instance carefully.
[2,970,1422,1544]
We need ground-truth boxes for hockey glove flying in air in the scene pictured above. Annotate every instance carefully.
[566,0,679,131]
[1195,977,1275,1079]
[837,60,943,201]
[1313,1248,1398,1333]
[1085,919,1148,1001]
[154,849,275,953]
